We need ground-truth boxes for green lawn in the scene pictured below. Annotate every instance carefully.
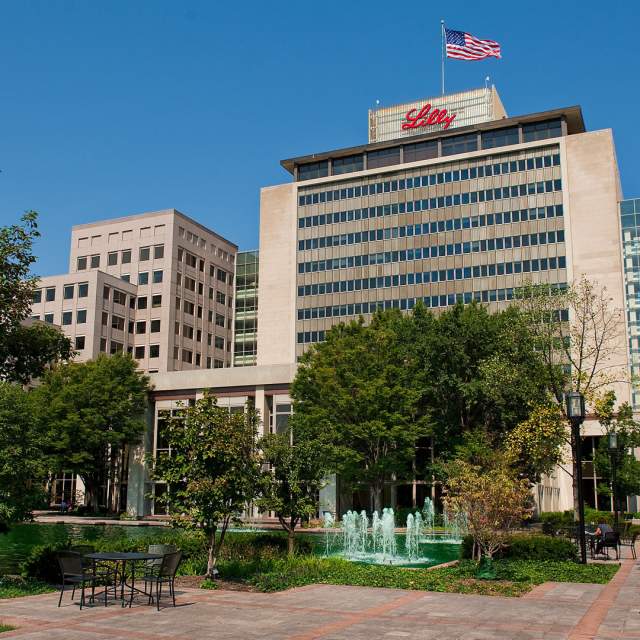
[0,624,16,633]
[215,556,619,597]
[0,576,54,599]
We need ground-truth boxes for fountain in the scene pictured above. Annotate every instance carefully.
[321,506,462,567]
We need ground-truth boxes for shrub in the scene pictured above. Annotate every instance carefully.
[503,535,578,561]
[460,534,577,562]
[539,511,574,533]
[0,575,53,599]
[20,544,68,583]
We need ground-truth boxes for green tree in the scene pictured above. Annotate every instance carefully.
[292,310,425,512]
[0,211,72,383]
[150,395,261,577]
[35,353,150,512]
[258,423,329,554]
[592,391,640,510]
[0,383,46,529]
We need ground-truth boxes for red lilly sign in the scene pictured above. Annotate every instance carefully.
[402,104,457,131]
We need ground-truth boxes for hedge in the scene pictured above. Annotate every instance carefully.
[460,534,577,561]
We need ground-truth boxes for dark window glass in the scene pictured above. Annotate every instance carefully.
[441,133,478,156]
[90,255,100,268]
[139,247,150,261]
[149,344,160,358]
[77,257,87,270]
[481,127,519,149]
[522,119,562,142]
[108,252,118,266]
[152,270,163,284]
[62,311,72,326]
[404,140,438,163]
[75,336,85,350]
[137,296,147,309]
[154,244,164,259]
[63,285,74,300]
[46,287,56,302]
[32,290,42,303]
[44,313,54,324]
[332,154,364,175]
[298,160,329,181]
[367,147,401,169]
[77,283,88,297]
[152,294,162,307]
[150,319,161,332]
[138,272,149,285]
[134,346,145,359]
[76,309,87,323]
[121,250,131,264]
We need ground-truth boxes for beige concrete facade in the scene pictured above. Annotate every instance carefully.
[31,209,238,373]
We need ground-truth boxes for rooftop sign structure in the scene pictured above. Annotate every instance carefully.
[368,86,507,144]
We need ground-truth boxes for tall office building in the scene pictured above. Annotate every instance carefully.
[30,209,237,373]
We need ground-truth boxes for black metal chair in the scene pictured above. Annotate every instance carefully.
[142,550,183,610]
[618,531,638,559]
[57,551,100,609]
[596,531,620,559]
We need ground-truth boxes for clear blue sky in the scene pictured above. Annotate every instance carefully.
[1,1,639,276]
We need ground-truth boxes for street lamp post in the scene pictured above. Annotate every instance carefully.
[566,391,587,564]
[608,432,619,530]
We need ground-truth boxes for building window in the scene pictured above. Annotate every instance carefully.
[138,272,149,285]
[367,147,401,169]
[45,287,56,302]
[129,296,136,309]
[195,353,201,366]
[154,244,164,259]
[110,341,123,354]
[404,140,438,163]
[139,247,150,261]
[175,322,180,335]
[77,309,87,324]
[77,256,87,270]
[122,249,131,264]
[216,291,226,305]
[153,270,163,284]
[44,313,54,324]
[78,283,88,297]
[149,344,160,358]
[100,338,107,352]
[90,255,100,269]
[185,276,196,291]
[481,126,519,149]
[103,286,110,300]
[215,336,224,349]
[108,252,118,266]
[182,349,193,363]
[214,359,223,368]
[184,301,194,315]
[441,133,478,156]
[199,259,204,272]
[75,336,85,350]
[184,325,194,340]
[121,275,130,283]
[134,346,145,359]
[217,269,227,283]
[113,290,127,305]
[298,160,329,181]
[128,320,134,334]
[186,252,197,268]
[102,311,108,326]
[136,321,146,334]
[215,313,225,327]
[332,154,364,175]
[32,289,42,303]
[63,285,74,300]
[111,315,125,331]
[150,319,161,332]
[177,247,184,262]
[138,296,147,310]
[31,314,40,321]
[62,311,72,326]
[152,294,162,307]
[523,119,562,143]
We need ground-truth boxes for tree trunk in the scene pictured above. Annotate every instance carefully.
[206,527,217,578]
[287,529,295,556]
[371,483,383,514]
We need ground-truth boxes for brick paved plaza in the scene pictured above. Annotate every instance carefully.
[1,560,638,640]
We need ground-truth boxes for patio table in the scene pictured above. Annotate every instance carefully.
[85,551,163,607]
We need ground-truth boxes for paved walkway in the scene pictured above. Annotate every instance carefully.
[1,561,639,639]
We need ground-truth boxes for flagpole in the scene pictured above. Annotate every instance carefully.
[441,20,445,95]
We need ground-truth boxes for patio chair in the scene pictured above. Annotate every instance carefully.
[142,550,183,611]
[596,531,620,559]
[57,551,101,609]
[146,544,177,572]
[618,531,638,559]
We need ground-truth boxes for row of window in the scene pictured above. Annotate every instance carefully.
[77,245,164,271]
[298,180,563,230]
[298,230,565,274]
[101,312,161,334]
[298,205,565,251]
[174,323,227,349]
[177,247,231,284]
[33,282,89,303]
[171,346,225,368]
[99,339,160,358]
[297,256,567,299]
[296,285,569,342]
[297,121,562,181]
[298,152,561,206]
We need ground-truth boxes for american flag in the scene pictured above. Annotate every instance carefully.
[445,28,501,61]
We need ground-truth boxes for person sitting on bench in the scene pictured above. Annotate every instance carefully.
[595,522,613,555]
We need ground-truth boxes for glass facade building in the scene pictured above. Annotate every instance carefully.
[621,198,640,409]
[233,250,259,366]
